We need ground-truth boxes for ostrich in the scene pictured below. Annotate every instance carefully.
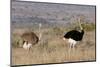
[63,18,84,48]
[21,31,39,50]
[21,23,42,50]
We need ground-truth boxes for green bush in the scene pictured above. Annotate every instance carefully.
[82,23,95,31]
[70,22,95,31]
[12,34,23,48]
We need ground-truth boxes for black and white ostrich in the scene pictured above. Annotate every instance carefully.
[63,18,84,48]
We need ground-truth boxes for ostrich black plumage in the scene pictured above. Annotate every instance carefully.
[63,18,84,48]
[64,30,84,41]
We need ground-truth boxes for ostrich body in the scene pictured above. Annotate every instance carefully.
[21,32,39,50]
[21,23,42,50]
[63,30,84,48]
[64,30,84,41]
[63,18,84,48]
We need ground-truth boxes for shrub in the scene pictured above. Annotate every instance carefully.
[12,34,23,48]
[82,23,95,31]
[70,22,95,31]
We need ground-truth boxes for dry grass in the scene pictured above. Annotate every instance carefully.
[11,29,96,66]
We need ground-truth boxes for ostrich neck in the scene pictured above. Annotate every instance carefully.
[78,18,83,30]
[39,23,42,40]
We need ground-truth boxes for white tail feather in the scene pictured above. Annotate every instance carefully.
[23,42,32,50]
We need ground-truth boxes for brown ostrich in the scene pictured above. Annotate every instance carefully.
[21,23,42,50]
[21,31,39,50]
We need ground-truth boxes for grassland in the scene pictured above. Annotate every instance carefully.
[11,25,96,65]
